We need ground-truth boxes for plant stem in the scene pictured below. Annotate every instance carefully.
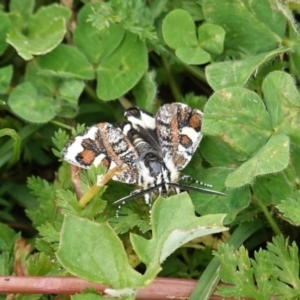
[50,120,73,131]
[161,56,181,102]
[79,184,101,208]
[255,198,282,235]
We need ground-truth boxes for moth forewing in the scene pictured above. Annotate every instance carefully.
[156,103,203,171]
[62,122,139,185]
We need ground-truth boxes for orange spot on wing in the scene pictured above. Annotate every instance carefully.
[80,149,96,164]
[189,113,201,131]
[180,135,192,148]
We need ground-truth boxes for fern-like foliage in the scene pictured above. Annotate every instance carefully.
[214,235,300,300]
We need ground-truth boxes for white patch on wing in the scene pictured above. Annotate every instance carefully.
[122,123,131,136]
[127,111,156,130]
[181,126,200,143]
[63,126,99,168]
[93,153,106,167]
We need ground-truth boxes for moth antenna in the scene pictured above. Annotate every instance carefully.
[113,184,165,205]
[168,183,227,196]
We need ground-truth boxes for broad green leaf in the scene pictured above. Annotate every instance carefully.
[57,79,85,105]
[7,4,71,60]
[0,11,11,55]
[182,1,204,21]
[130,193,227,277]
[226,134,290,188]
[290,44,300,77]
[36,45,94,80]
[262,71,300,145]
[27,4,70,33]
[287,143,300,182]
[248,0,286,37]
[200,137,243,167]
[203,87,272,159]
[9,0,34,22]
[191,168,250,224]
[206,47,289,91]
[277,191,300,226]
[202,0,284,55]
[175,46,210,65]
[198,23,225,55]
[0,128,21,165]
[57,215,143,289]
[252,173,293,206]
[0,65,13,94]
[8,82,56,123]
[25,62,84,118]
[74,3,125,64]
[132,71,156,112]
[96,32,148,100]
[162,9,197,49]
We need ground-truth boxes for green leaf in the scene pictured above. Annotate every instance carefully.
[203,87,272,159]
[0,223,16,251]
[206,47,289,90]
[36,45,94,80]
[0,65,13,94]
[56,189,82,217]
[0,128,21,165]
[203,0,285,55]
[130,193,227,275]
[8,82,56,123]
[25,62,85,117]
[96,32,148,100]
[277,191,300,226]
[57,215,143,289]
[9,0,34,21]
[191,168,250,224]
[190,220,265,300]
[72,293,104,300]
[38,223,60,244]
[7,4,71,60]
[252,173,293,206]
[0,124,43,168]
[200,136,243,167]
[262,71,300,145]
[162,9,197,49]
[0,11,11,56]
[267,236,300,299]
[198,23,225,55]
[132,71,156,112]
[0,252,13,275]
[215,244,274,299]
[175,46,210,65]
[26,252,59,276]
[74,3,125,64]
[226,134,290,188]
[26,176,61,228]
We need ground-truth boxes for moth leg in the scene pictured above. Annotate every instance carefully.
[115,189,144,218]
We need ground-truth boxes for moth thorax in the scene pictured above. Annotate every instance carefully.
[141,150,165,177]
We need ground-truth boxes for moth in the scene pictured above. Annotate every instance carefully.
[62,103,225,207]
